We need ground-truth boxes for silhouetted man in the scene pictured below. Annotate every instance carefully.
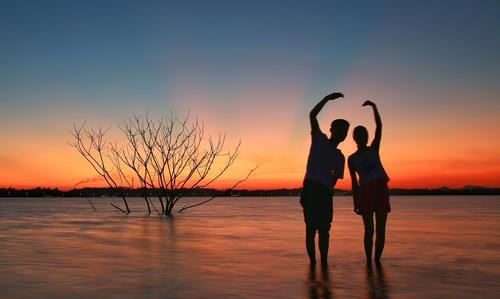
[301,92,349,267]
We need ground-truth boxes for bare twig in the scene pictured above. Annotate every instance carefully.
[178,165,258,213]
[88,199,97,212]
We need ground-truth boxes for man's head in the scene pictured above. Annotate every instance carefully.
[353,125,369,147]
[329,119,350,143]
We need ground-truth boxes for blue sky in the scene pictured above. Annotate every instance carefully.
[1,1,498,110]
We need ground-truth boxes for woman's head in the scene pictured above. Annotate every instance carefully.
[353,125,368,147]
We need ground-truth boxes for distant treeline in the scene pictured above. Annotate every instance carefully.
[0,187,301,197]
[1,186,500,197]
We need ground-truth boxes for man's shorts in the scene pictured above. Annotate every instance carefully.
[300,180,333,232]
[358,178,391,215]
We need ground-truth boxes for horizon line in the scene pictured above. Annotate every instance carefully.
[2,185,499,192]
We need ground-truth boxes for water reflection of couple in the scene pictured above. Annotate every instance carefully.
[307,263,390,299]
[300,92,390,267]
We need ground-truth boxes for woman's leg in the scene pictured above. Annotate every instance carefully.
[374,211,388,263]
[362,213,374,265]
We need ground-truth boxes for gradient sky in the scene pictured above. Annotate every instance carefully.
[1,0,499,190]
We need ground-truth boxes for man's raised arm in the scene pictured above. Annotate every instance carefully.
[309,92,344,133]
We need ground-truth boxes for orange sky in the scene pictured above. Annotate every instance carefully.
[1,74,499,190]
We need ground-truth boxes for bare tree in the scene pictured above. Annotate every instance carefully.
[69,113,253,215]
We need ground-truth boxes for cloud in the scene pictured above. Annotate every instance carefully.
[74,175,104,186]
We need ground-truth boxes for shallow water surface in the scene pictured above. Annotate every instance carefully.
[1,196,500,298]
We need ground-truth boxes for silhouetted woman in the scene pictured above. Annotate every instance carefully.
[348,100,390,266]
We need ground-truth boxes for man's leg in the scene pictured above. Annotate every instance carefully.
[318,224,330,266]
[374,211,388,263]
[362,213,374,265]
[306,224,317,265]
[318,194,333,267]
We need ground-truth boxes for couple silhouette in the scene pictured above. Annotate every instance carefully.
[300,92,390,267]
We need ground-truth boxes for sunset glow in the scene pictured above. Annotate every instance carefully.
[1,1,499,190]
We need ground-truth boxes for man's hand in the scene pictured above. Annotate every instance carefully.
[324,92,344,101]
[309,92,343,133]
[362,100,376,107]
[353,195,362,215]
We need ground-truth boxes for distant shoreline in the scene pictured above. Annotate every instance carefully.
[2,186,500,197]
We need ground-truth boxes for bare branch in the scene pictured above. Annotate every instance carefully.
[178,165,258,213]
[111,202,127,213]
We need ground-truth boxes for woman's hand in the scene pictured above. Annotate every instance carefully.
[362,100,376,107]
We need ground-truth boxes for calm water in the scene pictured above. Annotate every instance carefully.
[1,196,500,299]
